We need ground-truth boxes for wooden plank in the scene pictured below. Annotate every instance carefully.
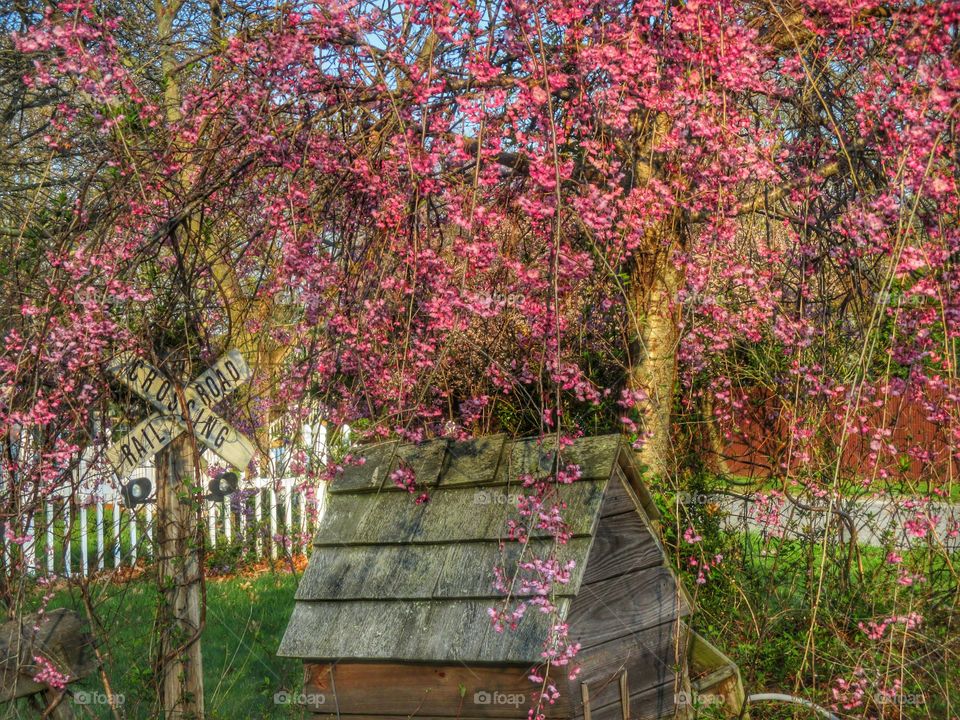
[313,493,374,542]
[567,567,692,650]
[581,509,663,585]
[315,481,606,546]
[574,680,684,720]
[499,436,621,485]
[0,608,97,701]
[615,448,661,522]
[112,504,121,568]
[105,414,180,479]
[394,439,449,489]
[279,602,416,660]
[567,620,687,711]
[559,436,622,481]
[281,598,570,663]
[95,502,104,570]
[352,490,432,544]
[598,470,641,517]
[329,441,398,494]
[434,539,591,599]
[442,434,507,486]
[298,539,591,601]
[498,438,561,483]
[270,486,278,560]
[394,599,492,662]
[304,662,559,717]
[295,545,447,600]
[184,349,252,407]
[478,598,571,664]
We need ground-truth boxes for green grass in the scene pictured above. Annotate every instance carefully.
[15,570,305,719]
[10,504,147,577]
[666,522,960,719]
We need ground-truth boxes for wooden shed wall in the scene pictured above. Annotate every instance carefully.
[302,662,549,718]
[562,468,692,720]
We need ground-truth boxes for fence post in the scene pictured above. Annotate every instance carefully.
[238,492,247,546]
[45,502,54,575]
[283,480,293,551]
[112,504,121,569]
[299,485,307,552]
[96,501,105,571]
[223,499,232,544]
[146,504,153,556]
[254,488,262,558]
[63,501,72,578]
[269,485,277,561]
[208,500,217,549]
[79,501,88,576]
[130,508,138,565]
[26,514,36,576]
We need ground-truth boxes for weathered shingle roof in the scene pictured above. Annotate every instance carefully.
[278,434,656,664]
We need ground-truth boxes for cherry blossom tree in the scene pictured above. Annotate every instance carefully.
[4,0,960,715]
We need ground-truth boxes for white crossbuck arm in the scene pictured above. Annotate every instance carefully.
[105,350,256,478]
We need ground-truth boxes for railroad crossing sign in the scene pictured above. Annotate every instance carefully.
[105,350,256,479]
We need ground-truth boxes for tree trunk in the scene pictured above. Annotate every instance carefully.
[625,107,683,481]
[155,433,204,718]
[627,219,684,480]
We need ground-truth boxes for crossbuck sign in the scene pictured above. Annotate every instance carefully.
[105,350,256,479]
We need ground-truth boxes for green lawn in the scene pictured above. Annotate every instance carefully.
[16,570,306,719]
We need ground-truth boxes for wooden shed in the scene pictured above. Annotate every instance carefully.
[279,434,743,720]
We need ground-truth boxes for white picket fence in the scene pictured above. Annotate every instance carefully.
[4,424,335,578]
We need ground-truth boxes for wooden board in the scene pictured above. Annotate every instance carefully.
[441,435,507,486]
[279,601,421,660]
[183,349,252,408]
[295,540,589,602]
[598,469,642,517]
[567,567,692,650]
[0,608,97,702]
[614,448,661,522]
[294,544,446,601]
[303,662,553,717]
[477,598,572,664]
[280,598,569,664]
[567,619,687,710]
[498,436,621,485]
[395,439,449,489]
[581,510,663,585]
[314,481,607,546]
[575,679,684,720]
[330,441,399,493]
[301,681,681,720]
[434,539,590,599]
[311,492,375,541]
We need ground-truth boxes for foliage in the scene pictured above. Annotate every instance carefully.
[1,0,959,715]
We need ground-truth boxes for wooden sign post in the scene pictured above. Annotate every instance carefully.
[106,349,254,719]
